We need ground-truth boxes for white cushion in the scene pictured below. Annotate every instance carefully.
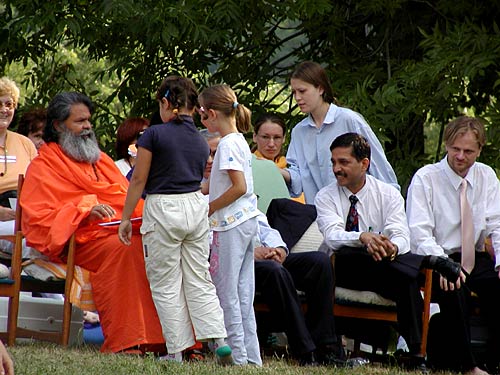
[291,221,323,253]
[0,263,9,279]
[290,220,396,307]
[335,286,396,307]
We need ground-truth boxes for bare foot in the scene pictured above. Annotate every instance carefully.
[464,367,490,375]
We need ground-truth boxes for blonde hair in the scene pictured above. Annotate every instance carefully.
[199,84,252,133]
[0,77,20,107]
[444,116,486,149]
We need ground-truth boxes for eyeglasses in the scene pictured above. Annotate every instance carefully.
[0,100,15,110]
[257,134,284,143]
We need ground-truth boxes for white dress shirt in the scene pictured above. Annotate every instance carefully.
[406,156,500,269]
[114,158,131,176]
[315,175,410,256]
[255,212,288,254]
[286,103,399,204]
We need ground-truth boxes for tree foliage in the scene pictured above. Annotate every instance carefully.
[1,0,500,193]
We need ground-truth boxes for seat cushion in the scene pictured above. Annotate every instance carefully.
[0,263,9,278]
[335,286,396,307]
[286,219,397,309]
[291,221,323,253]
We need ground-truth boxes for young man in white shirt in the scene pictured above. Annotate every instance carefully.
[315,132,461,371]
[407,116,500,375]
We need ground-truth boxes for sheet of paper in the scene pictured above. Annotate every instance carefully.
[98,217,142,226]
[9,198,17,210]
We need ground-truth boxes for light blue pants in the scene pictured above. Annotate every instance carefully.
[210,218,262,366]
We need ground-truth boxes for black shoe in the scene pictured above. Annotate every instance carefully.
[397,353,429,374]
[485,361,500,375]
[315,351,346,367]
[316,351,369,368]
[297,351,319,367]
[345,357,370,368]
[315,343,347,367]
[428,255,461,283]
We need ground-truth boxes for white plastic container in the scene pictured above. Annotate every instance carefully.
[0,292,83,345]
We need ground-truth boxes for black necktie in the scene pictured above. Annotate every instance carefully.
[345,195,359,232]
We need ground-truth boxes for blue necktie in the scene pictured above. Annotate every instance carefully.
[346,195,359,232]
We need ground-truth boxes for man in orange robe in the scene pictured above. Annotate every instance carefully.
[20,92,165,353]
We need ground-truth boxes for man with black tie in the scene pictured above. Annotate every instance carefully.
[407,116,500,375]
[315,132,461,371]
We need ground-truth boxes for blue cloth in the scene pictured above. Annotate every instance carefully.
[286,103,399,204]
[83,323,104,345]
[137,115,208,194]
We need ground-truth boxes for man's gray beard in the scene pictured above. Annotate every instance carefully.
[59,126,101,164]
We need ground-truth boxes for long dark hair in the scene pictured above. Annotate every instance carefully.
[291,61,335,104]
[44,92,93,143]
[155,76,199,124]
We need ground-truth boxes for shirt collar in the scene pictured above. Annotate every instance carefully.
[304,103,337,128]
[339,175,369,201]
[440,155,475,191]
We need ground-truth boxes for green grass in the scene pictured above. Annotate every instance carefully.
[6,342,458,375]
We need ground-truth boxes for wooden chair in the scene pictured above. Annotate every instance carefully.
[332,252,433,357]
[254,265,433,357]
[0,174,76,346]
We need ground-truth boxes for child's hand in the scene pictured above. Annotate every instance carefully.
[118,219,132,245]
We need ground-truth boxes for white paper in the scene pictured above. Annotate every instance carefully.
[98,217,142,226]
[8,198,17,210]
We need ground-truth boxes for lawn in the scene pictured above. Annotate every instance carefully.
[7,342,457,375]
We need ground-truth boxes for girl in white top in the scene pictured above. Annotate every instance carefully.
[198,84,261,366]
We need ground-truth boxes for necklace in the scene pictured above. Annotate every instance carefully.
[0,132,7,177]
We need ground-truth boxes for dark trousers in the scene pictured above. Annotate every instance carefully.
[335,248,424,352]
[431,251,500,371]
[254,251,336,355]
[0,190,16,208]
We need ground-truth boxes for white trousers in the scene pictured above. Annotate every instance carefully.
[0,220,41,258]
[210,218,262,366]
[142,192,227,353]
[0,220,14,235]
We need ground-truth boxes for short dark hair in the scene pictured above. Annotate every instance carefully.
[44,92,93,143]
[330,132,371,162]
[17,107,47,136]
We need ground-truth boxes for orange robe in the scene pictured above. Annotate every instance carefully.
[20,142,165,353]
